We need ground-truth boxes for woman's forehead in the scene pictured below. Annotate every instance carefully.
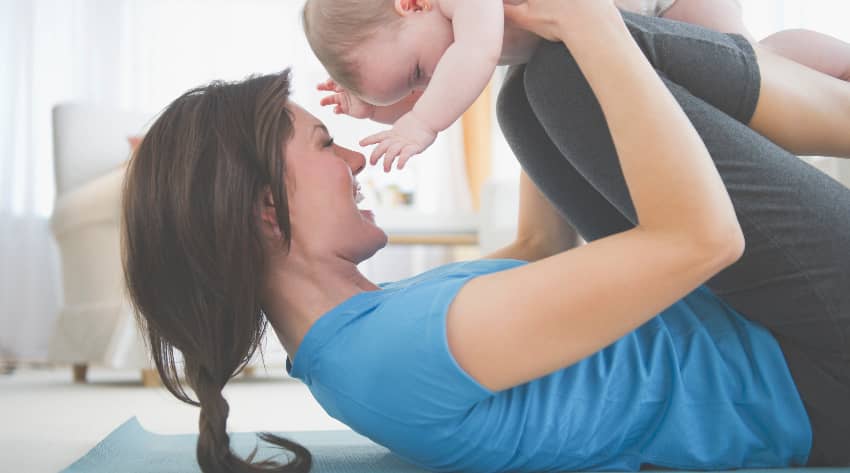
[289,103,325,134]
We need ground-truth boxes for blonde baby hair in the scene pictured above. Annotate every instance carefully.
[302,0,403,96]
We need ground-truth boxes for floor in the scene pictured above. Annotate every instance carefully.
[0,363,346,472]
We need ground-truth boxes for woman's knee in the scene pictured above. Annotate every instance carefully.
[495,65,529,142]
[520,41,613,163]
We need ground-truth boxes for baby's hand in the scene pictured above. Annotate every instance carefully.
[317,78,375,119]
[359,112,438,172]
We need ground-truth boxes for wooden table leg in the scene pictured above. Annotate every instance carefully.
[141,368,162,388]
[72,363,88,383]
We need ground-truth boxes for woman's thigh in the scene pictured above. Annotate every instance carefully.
[516,14,850,379]
[498,14,850,464]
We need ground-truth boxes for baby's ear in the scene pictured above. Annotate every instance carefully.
[394,0,432,15]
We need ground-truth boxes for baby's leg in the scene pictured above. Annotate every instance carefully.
[748,45,850,159]
[760,29,850,82]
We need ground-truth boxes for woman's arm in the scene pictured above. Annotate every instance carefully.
[446,0,744,392]
[483,170,580,261]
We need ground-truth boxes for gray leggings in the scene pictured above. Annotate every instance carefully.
[497,12,850,466]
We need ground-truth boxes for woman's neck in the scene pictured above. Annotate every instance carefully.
[261,251,379,362]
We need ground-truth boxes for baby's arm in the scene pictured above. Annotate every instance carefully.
[371,90,423,124]
[362,0,504,171]
[411,0,503,133]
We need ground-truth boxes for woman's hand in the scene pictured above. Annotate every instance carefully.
[504,0,621,42]
[317,78,376,119]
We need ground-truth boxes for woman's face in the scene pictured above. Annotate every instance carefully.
[283,103,387,263]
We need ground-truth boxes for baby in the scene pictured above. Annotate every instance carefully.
[303,0,850,172]
[303,0,539,172]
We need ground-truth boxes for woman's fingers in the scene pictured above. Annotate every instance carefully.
[502,2,528,25]
[505,0,619,42]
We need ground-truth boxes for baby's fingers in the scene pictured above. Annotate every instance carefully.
[317,78,336,91]
[360,131,393,148]
[368,139,393,166]
[319,95,340,107]
[395,146,419,170]
[382,143,404,173]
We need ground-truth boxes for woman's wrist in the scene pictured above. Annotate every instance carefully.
[505,1,625,45]
[557,5,629,47]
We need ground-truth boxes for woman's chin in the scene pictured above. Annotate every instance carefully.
[359,209,375,222]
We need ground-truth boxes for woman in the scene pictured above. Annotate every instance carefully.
[122,1,850,472]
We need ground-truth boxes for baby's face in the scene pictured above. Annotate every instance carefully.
[352,10,453,106]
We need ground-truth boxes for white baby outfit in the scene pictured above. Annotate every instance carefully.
[616,0,679,16]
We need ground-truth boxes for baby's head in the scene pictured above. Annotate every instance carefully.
[303,0,402,97]
[303,0,452,106]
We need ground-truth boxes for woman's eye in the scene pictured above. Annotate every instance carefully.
[414,65,422,81]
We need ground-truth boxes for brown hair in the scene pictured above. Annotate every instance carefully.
[302,0,401,95]
[122,70,311,472]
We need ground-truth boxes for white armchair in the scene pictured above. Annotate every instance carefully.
[47,103,159,385]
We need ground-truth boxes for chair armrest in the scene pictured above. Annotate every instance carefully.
[50,164,126,238]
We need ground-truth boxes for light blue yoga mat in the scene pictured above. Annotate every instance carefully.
[61,417,850,473]
[61,417,425,473]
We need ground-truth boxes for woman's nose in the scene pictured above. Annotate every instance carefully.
[339,146,366,175]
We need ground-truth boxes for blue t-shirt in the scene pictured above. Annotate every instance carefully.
[287,259,811,472]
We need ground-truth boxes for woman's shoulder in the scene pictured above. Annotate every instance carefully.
[291,258,529,381]
[378,258,528,291]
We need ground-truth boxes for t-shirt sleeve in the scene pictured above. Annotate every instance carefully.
[315,274,495,423]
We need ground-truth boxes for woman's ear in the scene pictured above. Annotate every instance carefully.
[258,188,282,239]
[394,0,432,16]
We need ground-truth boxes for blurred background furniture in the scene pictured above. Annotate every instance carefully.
[47,103,159,385]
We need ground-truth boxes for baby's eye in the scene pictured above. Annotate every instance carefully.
[323,136,335,148]
[414,65,422,81]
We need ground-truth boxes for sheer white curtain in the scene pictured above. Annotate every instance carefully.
[0,0,468,362]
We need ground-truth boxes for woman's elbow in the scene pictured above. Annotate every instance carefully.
[701,220,746,268]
